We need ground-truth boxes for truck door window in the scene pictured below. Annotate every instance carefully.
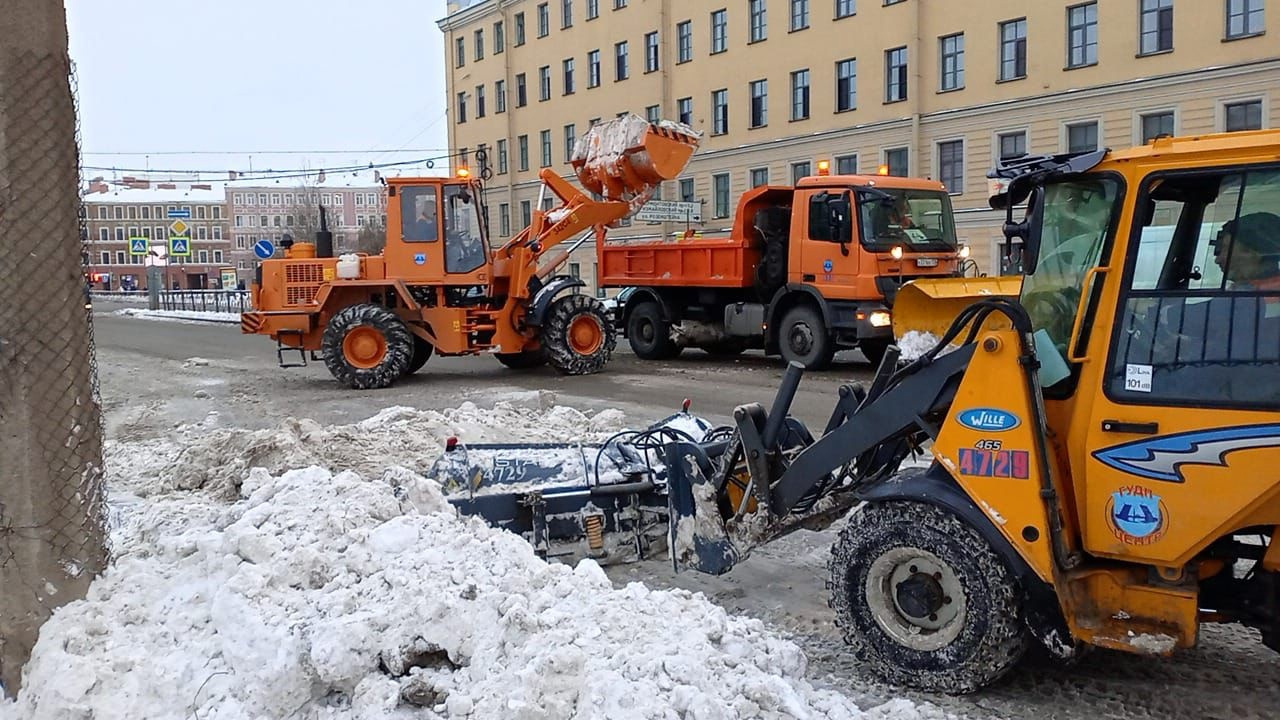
[1108,169,1280,408]
[401,187,439,243]
[443,184,487,273]
[807,191,852,243]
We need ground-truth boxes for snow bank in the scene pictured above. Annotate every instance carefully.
[113,307,241,323]
[3,399,950,720]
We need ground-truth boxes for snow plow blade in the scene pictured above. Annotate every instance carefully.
[892,276,1022,340]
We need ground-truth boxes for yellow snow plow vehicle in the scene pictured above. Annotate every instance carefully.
[665,130,1280,693]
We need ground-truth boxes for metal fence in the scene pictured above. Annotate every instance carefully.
[0,3,108,696]
[160,289,251,314]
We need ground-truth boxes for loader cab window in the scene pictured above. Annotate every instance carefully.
[1107,168,1280,408]
[858,189,958,252]
[401,187,440,243]
[443,184,487,274]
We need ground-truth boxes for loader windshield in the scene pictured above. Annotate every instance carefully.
[859,189,957,252]
[1021,178,1120,359]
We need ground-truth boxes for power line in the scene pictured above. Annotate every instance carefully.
[81,148,452,156]
[79,153,460,183]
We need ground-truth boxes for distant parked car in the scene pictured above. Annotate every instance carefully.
[601,287,636,330]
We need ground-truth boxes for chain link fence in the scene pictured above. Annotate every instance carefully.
[0,2,108,696]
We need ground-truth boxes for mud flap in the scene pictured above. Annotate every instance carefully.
[665,441,740,575]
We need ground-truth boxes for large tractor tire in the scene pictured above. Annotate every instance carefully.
[778,305,835,370]
[542,294,615,375]
[322,304,414,389]
[496,347,547,369]
[626,301,680,360]
[828,500,1029,694]
[406,335,434,375]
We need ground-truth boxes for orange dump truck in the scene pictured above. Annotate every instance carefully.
[600,171,972,369]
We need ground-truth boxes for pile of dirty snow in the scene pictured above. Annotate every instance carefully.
[1,399,952,720]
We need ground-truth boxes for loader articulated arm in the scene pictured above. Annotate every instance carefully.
[666,299,1042,575]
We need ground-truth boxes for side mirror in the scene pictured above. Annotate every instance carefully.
[827,195,852,255]
[1003,187,1044,274]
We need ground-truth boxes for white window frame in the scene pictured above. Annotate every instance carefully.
[1217,95,1268,132]
[1131,106,1179,146]
[991,126,1030,168]
[1060,116,1105,153]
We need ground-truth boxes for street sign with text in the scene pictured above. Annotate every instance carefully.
[635,200,701,223]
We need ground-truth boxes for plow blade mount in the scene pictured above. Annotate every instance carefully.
[892,276,1022,340]
[571,113,700,203]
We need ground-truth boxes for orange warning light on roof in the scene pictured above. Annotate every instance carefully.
[817,160,831,176]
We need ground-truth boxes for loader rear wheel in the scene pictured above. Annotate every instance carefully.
[496,347,547,369]
[543,294,615,375]
[322,304,413,389]
[829,500,1028,694]
[627,301,679,360]
[779,305,834,370]
[406,335,434,375]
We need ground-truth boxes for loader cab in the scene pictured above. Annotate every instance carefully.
[386,178,489,283]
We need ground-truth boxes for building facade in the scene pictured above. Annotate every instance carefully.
[439,0,1280,287]
[83,183,230,290]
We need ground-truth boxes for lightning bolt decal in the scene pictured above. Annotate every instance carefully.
[1093,423,1280,483]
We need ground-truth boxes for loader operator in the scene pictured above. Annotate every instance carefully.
[1214,211,1280,293]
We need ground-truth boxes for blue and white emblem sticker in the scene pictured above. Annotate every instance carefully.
[1105,485,1168,545]
[414,253,426,265]
[957,408,1021,432]
[823,259,834,273]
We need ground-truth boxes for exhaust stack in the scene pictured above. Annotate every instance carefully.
[315,205,334,258]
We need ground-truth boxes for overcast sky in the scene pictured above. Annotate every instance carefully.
[66,0,452,182]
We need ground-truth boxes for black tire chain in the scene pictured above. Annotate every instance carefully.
[321,304,414,389]
[542,294,616,375]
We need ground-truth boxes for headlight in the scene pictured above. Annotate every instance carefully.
[959,245,971,259]
[869,311,892,328]
[890,246,904,260]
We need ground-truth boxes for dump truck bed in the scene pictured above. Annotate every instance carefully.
[598,234,760,289]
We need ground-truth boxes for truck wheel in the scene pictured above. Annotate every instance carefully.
[406,335,434,374]
[627,302,679,360]
[543,294,615,375]
[496,347,547,369]
[321,304,413,389]
[779,305,834,370]
[859,338,892,368]
[829,500,1029,694]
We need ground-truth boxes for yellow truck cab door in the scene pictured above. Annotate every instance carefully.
[796,188,860,291]
[1074,166,1280,568]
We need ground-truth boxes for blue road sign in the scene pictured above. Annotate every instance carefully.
[128,238,149,255]
[254,239,276,260]
[169,236,191,256]
[167,208,192,219]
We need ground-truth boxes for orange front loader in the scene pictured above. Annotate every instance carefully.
[241,114,699,389]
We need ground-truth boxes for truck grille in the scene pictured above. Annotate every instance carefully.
[286,285,320,306]
[284,263,324,306]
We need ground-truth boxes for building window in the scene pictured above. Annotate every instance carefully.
[516,73,528,106]
[885,46,907,102]
[712,88,729,134]
[496,79,507,113]
[562,0,573,28]
[569,262,580,279]
[1139,0,1173,54]
[541,130,553,167]
[999,18,1028,80]
[678,96,693,125]
[749,0,767,42]
[538,3,550,36]
[711,9,728,53]
[836,0,856,19]
[645,31,659,72]
[586,50,601,88]
[679,178,695,202]
[1140,111,1175,143]
[115,251,125,265]
[937,140,964,193]
[1067,121,1099,152]
[476,85,486,117]
[114,206,124,218]
[677,20,693,62]
[198,249,209,263]
[615,41,629,80]
[791,69,810,120]
[884,147,908,176]
[1225,100,1263,131]
[939,33,964,91]
[791,161,811,184]
[540,66,552,100]
[495,21,505,53]
[214,250,223,263]
[836,58,857,112]
[998,131,1027,160]
[99,251,109,264]
[499,203,511,236]
[1226,0,1265,39]
[457,91,467,123]
[564,124,577,162]
[750,79,768,128]
[750,167,770,188]
[115,227,125,242]
[497,139,509,173]
[563,58,576,94]
[836,154,857,174]
[519,135,530,171]
[475,29,485,61]
[615,0,627,7]
[521,200,532,227]
[1067,3,1098,68]
[646,104,661,123]
[588,0,599,19]
[713,173,731,217]
[455,37,466,67]
[791,0,809,30]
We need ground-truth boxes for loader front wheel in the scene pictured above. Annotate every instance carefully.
[543,294,615,375]
[322,304,413,389]
[829,500,1028,694]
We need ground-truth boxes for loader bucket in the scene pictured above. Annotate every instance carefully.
[572,113,700,202]
[665,441,742,575]
[892,276,1023,340]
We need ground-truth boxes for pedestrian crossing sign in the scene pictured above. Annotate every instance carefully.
[169,235,191,257]
[129,237,148,256]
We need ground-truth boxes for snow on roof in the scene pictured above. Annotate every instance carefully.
[83,184,227,205]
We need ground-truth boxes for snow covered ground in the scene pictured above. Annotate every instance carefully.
[113,307,241,323]
[0,399,955,720]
